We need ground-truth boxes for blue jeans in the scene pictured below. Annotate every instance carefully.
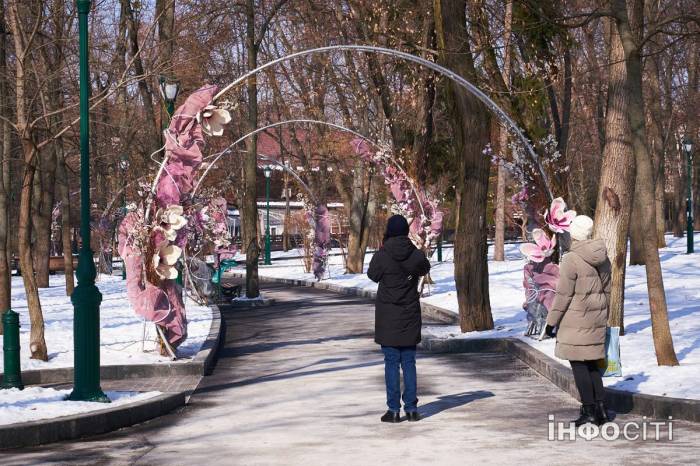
[381,345,418,413]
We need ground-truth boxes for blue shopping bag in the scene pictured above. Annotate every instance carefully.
[597,326,622,377]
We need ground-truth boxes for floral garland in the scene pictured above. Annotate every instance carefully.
[351,138,443,253]
[118,86,233,352]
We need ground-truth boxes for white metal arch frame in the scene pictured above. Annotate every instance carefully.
[194,119,426,216]
[211,45,554,201]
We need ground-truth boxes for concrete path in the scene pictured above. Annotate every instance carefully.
[4,281,700,465]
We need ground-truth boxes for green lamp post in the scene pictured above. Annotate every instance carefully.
[264,166,272,266]
[70,0,109,403]
[683,139,694,254]
[119,156,129,280]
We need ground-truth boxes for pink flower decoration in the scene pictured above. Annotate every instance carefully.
[519,228,556,263]
[544,197,577,233]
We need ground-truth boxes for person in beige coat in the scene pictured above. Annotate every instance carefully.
[544,215,612,426]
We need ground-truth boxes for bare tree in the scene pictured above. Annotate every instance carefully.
[0,0,9,332]
[494,0,514,262]
[611,0,678,365]
[593,17,635,334]
[7,0,49,360]
[435,0,493,332]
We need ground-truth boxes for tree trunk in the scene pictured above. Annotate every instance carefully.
[494,0,513,262]
[283,171,290,252]
[644,0,667,248]
[0,0,9,328]
[408,6,436,185]
[156,0,176,130]
[122,0,160,155]
[612,0,678,366]
[494,135,507,262]
[56,140,74,295]
[686,42,700,232]
[7,0,49,360]
[358,173,378,259]
[672,151,685,237]
[32,148,56,288]
[435,0,493,332]
[628,192,645,265]
[243,0,260,297]
[345,157,367,274]
[19,147,49,361]
[593,22,634,334]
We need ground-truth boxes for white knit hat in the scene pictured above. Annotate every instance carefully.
[569,215,594,241]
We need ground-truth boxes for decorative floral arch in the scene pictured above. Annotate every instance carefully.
[118,45,548,351]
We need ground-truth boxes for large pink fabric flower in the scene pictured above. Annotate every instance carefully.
[519,229,556,263]
[544,197,577,233]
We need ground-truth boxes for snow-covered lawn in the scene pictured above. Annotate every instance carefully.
[2,275,212,372]
[248,236,700,401]
[0,387,160,426]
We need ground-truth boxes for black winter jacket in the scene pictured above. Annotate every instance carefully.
[367,236,431,347]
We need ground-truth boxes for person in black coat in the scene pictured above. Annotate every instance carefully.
[367,215,431,423]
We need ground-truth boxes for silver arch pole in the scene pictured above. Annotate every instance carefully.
[213,45,553,201]
[194,119,426,216]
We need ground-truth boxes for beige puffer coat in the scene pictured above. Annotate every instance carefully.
[546,239,611,361]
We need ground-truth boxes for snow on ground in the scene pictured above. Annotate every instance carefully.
[2,274,212,372]
[247,236,700,400]
[0,387,161,426]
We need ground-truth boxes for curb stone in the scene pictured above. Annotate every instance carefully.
[0,304,222,386]
[229,272,459,325]
[0,392,184,451]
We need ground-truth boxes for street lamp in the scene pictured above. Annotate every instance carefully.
[71,0,109,403]
[683,139,694,254]
[158,77,180,128]
[264,166,273,266]
[119,156,129,280]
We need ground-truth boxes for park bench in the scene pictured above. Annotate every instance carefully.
[221,282,242,299]
[210,255,242,301]
[13,255,79,276]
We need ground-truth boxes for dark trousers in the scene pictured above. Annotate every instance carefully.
[570,360,605,405]
[381,345,418,413]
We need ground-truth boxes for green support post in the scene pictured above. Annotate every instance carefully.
[264,170,272,266]
[2,310,24,390]
[437,234,443,262]
[685,140,694,254]
[122,188,127,280]
[175,260,183,286]
[217,253,222,302]
[70,0,109,403]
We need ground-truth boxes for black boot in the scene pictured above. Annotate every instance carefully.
[406,411,420,422]
[574,404,598,427]
[381,410,401,423]
[595,400,611,424]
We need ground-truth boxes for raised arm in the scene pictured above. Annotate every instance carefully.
[367,250,383,283]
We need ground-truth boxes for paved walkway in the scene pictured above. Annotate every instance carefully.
[4,281,700,465]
